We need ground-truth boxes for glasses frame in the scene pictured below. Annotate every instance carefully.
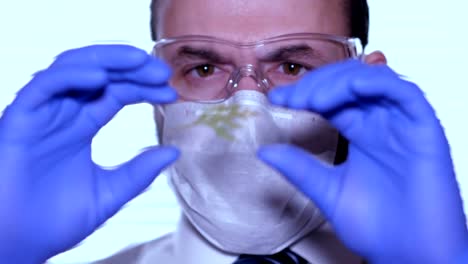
[154,33,363,55]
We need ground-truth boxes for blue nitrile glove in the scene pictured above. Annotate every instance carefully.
[0,45,180,264]
[257,60,468,264]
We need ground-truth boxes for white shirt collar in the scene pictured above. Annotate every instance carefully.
[171,215,364,264]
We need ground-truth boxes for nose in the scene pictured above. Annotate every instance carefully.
[236,76,263,92]
[230,65,269,95]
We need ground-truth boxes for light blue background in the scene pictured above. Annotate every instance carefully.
[0,1,466,263]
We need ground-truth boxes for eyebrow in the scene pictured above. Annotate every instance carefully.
[260,45,324,62]
[174,46,230,64]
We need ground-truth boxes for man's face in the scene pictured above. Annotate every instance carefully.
[153,1,374,254]
[157,0,349,41]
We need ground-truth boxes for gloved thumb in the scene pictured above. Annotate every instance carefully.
[95,146,180,223]
[257,144,341,220]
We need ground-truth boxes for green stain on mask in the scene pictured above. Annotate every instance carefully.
[189,104,258,141]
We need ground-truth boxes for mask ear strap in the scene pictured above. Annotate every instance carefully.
[333,133,348,165]
[154,105,166,145]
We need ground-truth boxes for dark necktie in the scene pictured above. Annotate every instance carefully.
[232,248,309,264]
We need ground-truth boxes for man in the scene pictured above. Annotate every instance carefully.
[0,0,467,264]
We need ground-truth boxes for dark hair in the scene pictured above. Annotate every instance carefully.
[348,0,369,47]
[149,0,369,47]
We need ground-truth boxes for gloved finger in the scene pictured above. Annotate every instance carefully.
[14,63,175,112]
[268,60,361,107]
[51,45,149,71]
[51,45,172,86]
[321,62,429,120]
[349,73,435,122]
[107,57,172,85]
[269,62,433,120]
[80,83,177,134]
[14,66,108,110]
[257,144,342,220]
[95,146,180,223]
[283,60,362,110]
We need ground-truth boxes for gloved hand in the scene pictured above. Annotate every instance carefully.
[0,45,179,264]
[258,60,468,263]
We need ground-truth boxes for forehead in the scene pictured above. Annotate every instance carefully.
[157,0,348,42]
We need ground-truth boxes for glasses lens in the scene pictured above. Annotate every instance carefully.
[155,41,237,101]
[155,37,356,101]
[257,38,354,87]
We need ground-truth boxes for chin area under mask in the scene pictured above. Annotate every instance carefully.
[152,90,340,254]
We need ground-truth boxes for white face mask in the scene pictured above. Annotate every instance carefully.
[154,90,339,255]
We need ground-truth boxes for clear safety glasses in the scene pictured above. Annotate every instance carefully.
[152,33,364,102]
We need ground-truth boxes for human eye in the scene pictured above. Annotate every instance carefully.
[187,64,221,78]
[265,61,316,86]
[278,62,309,77]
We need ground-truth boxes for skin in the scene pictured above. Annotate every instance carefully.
[158,0,348,41]
[156,0,386,63]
